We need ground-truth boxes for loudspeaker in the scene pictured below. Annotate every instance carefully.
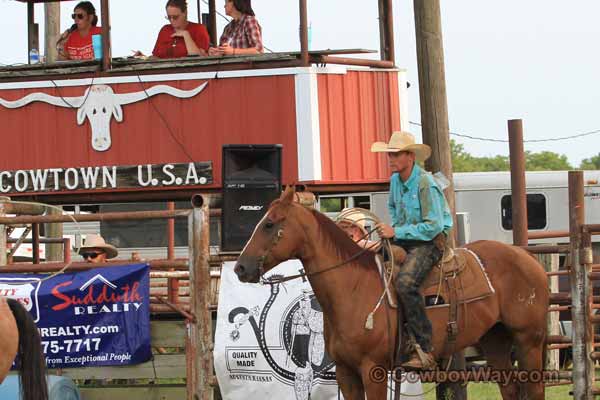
[221,145,282,251]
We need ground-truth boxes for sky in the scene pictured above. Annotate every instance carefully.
[1,0,599,167]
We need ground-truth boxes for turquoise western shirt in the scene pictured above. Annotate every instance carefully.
[387,164,453,241]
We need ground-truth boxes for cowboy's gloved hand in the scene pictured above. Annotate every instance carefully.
[375,223,395,239]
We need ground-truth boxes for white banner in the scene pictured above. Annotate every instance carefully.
[214,261,424,400]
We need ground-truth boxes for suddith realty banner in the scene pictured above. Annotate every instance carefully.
[0,161,212,194]
[1,264,151,368]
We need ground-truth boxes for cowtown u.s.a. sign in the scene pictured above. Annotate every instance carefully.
[0,161,212,194]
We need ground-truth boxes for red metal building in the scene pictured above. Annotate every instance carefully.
[1,0,404,202]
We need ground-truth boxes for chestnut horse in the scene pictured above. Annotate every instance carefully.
[0,297,48,400]
[234,187,549,400]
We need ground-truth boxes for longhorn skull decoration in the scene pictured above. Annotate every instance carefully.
[0,82,208,152]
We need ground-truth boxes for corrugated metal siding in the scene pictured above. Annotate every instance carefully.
[0,75,298,188]
[317,70,401,183]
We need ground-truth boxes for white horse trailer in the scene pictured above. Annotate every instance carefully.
[318,170,600,248]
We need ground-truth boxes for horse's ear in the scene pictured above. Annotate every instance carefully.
[280,184,296,205]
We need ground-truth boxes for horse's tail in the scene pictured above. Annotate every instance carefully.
[7,298,48,400]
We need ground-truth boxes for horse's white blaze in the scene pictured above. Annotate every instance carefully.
[240,210,272,256]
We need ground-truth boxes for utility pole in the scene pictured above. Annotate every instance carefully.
[44,2,61,63]
[413,1,466,399]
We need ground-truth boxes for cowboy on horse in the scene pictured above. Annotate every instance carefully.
[371,131,453,370]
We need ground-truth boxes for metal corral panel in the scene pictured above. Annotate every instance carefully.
[317,70,401,183]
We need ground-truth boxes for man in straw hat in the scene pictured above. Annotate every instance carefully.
[78,234,118,264]
[371,131,453,369]
[337,208,381,250]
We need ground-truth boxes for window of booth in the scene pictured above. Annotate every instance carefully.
[318,194,371,217]
[500,193,547,230]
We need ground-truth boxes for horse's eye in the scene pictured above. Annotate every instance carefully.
[265,221,274,229]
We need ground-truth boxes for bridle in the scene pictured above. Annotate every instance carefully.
[257,216,384,286]
[256,222,286,283]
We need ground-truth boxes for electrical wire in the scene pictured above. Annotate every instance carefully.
[50,77,94,109]
[409,121,600,143]
[135,75,196,163]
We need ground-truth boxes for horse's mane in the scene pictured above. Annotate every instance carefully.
[309,209,375,269]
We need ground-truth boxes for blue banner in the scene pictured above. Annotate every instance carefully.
[0,263,151,368]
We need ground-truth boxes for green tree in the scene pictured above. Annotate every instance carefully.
[580,153,600,170]
[450,140,509,172]
[451,140,571,172]
[525,151,572,171]
[450,140,475,172]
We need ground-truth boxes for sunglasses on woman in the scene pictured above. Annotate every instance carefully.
[72,13,86,20]
[81,252,102,260]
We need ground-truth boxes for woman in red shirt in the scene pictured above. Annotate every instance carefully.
[56,1,102,61]
[152,0,210,58]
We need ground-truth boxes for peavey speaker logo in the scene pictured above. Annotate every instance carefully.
[239,205,264,211]
[51,274,143,316]
[0,280,42,322]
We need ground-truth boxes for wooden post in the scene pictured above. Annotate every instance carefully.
[0,199,7,266]
[27,3,39,62]
[188,202,213,400]
[44,2,60,63]
[413,1,464,399]
[32,223,40,264]
[413,0,456,247]
[45,207,64,262]
[508,119,528,246]
[537,251,560,370]
[100,0,111,71]
[581,226,595,391]
[299,0,309,66]
[377,0,395,64]
[568,171,593,399]
[208,0,217,47]
[167,202,179,303]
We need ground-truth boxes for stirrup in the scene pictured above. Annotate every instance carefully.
[402,343,436,370]
[414,343,436,369]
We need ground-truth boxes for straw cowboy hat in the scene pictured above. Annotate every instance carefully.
[337,208,369,236]
[78,234,118,259]
[370,131,431,162]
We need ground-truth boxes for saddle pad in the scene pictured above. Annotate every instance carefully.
[420,248,495,306]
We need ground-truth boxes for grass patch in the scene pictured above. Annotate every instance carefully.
[421,383,571,399]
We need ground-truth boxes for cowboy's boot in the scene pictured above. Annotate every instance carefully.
[401,344,436,370]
